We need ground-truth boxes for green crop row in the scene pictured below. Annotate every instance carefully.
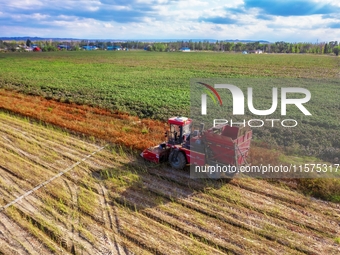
[0,51,339,119]
[0,51,339,160]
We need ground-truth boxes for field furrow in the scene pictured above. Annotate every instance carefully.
[0,112,100,153]
[1,110,339,255]
[147,166,340,233]
[0,212,55,255]
[144,177,336,254]
[110,186,302,255]
[231,178,340,214]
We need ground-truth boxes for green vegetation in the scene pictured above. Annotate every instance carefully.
[0,51,338,119]
[298,178,340,202]
[333,45,340,56]
[335,237,340,244]
[0,51,338,161]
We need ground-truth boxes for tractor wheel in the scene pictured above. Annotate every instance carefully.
[169,150,186,170]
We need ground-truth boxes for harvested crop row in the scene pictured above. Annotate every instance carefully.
[0,112,223,254]
[147,165,340,233]
[0,89,166,151]
[0,175,79,254]
[0,168,37,205]
[143,167,340,254]
[0,116,106,172]
[1,167,151,255]
[140,175,337,254]
[1,110,340,254]
[34,187,152,255]
[0,212,55,255]
[100,165,316,254]
[5,205,97,255]
[231,178,340,215]
[208,183,340,236]
[0,111,100,153]
[0,138,69,176]
[0,146,55,187]
[108,184,302,255]
[113,203,226,255]
[0,120,97,164]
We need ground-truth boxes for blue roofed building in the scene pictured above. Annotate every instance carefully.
[107,46,122,51]
[82,45,98,50]
[179,47,191,52]
[58,45,71,50]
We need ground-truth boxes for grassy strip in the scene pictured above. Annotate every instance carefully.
[297,178,340,202]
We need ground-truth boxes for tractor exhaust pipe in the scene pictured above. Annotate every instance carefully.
[199,123,205,134]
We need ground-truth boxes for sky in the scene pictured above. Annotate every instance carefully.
[0,0,339,42]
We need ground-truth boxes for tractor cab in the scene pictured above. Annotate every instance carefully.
[167,117,192,145]
[140,117,192,163]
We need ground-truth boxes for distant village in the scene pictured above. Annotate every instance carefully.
[0,39,339,55]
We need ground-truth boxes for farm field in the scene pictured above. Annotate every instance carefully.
[0,51,339,119]
[1,111,340,255]
[0,51,340,254]
[0,51,339,160]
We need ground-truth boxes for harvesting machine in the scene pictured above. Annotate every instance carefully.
[140,117,252,178]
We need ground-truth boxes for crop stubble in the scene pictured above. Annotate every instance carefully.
[0,111,339,254]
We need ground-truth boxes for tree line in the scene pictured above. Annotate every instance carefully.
[0,39,339,55]
[142,40,340,55]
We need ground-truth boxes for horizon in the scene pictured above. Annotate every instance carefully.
[0,37,272,43]
[0,37,336,44]
[0,0,339,43]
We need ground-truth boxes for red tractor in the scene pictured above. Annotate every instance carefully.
[140,117,252,178]
[33,46,41,52]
